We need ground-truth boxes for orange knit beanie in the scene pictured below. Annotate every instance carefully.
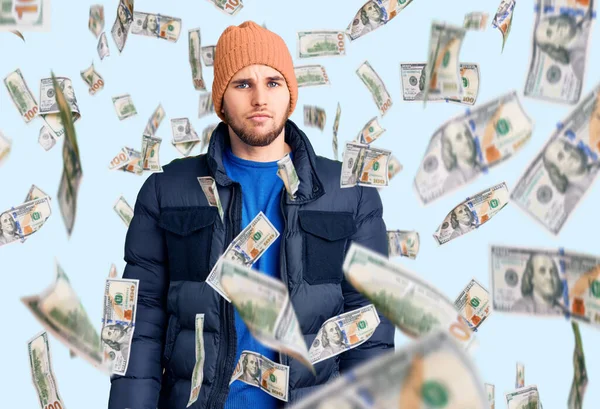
[212,21,298,123]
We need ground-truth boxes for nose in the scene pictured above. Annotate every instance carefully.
[251,84,268,108]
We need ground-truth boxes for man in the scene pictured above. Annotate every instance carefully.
[108,21,393,409]
[239,353,261,386]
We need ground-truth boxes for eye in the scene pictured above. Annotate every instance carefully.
[235,82,249,89]
[267,81,280,88]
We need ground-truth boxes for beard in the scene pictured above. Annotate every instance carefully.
[223,103,288,147]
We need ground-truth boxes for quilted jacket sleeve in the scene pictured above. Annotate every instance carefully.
[339,186,395,373]
[108,173,168,409]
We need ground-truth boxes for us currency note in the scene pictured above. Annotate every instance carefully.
[39,77,81,139]
[189,29,206,90]
[171,117,200,156]
[38,126,56,151]
[131,11,181,42]
[220,260,313,371]
[309,304,380,364]
[207,211,280,301]
[303,105,326,130]
[4,69,39,122]
[197,176,224,222]
[97,32,110,60]
[102,278,139,375]
[112,94,137,120]
[356,116,385,144]
[524,0,594,104]
[108,263,119,278]
[143,103,165,137]
[433,182,509,245]
[516,362,525,388]
[387,230,419,259]
[569,322,588,409]
[343,243,475,348]
[0,130,12,165]
[492,0,516,51]
[207,0,243,16]
[188,314,206,407]
[346,0,415,41]
[112,147,143,175]
[109,147,133,170]
[401,62,479,105]
[506,385,540,409]
[414,91,533,204]
[111,0,134,53]
[0,196,52,247]
[113,196,133,227]
[80,63,104,95]
[464,12,489,30]
[141,134,163,172]
[485,383,496,409]
[332,102,341,160]
[341,142,391,188]
[0,0,50,31]
[201,123,217,153]
[512,83,600,234]
[290,331,488,409]
[386,154,403,183]
[230,350,289,401]
[356,60,392,116]
[454,278,490,331]
[424,21,466,104]
[201,45,215,66]
[297,30,346,58]
[277,154,299,199]
[21,261,104,369]
[295,65,330,88]
[28,331,65,409]
[89,4,104,37]
[199,92,214,118]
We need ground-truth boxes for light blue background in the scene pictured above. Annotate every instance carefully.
[1,0,599,407]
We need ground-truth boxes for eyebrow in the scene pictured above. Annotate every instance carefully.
[230,76,285,85]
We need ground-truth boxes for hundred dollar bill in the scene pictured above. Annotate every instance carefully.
[513,84,600,234]
[516,362,525,388]
[415,91,533,204]
[121,147,143,175]
[201,45,215,66]
[346,0,415,41]
[0,130,12,165]
[201,123,217,153]
[295,65,330,87]
[433,182,509,245]
[387,230,419,259]
[220,260,313,371]
[108,263,119,278]
[189,29,206,91]
[39,77,81,139]
[309,304,380,364]
[102,278,139,375]
[492,0,516,51]
[341,142,391,188]
[131,11,181,42]
[303,105,326,130]
[290,331,488,409]
[143,103,165,137]
[25,184,49,202]
[343,243,475,348]
[89,4,104,37]
[188,314,205,407]
[207,211,280,301]
[4,69,39,122]
[80,63,104,95]
[197,176,224,222]
[171,117,200,156]
[207,0,243,16]
[0,196,52,247]
[199,92,214,118]
[506,385,540,409]
[28,331,65,409]
[277,154,299,199]
[109,147,133,170]
[141,134,163,172]
[38,126,56,151]
[111,0,134,53]
[332,102,341,160]
[387,154,403,182]
[97,32,110,60]
[0,0,50,31]
[356,61,392,116]
[524,0,594,104]
[21,261,104,369]
[569,322,588,409]
[112,94,137,120]
[486,383,496,409]
[230,350,289,401]
[490,246,600,326]
[464,12,489,30]
[454,278,490,331]
[297,30,346,58]
[401,62,479,105]
[356,116,385,144]
[113,195,133,227]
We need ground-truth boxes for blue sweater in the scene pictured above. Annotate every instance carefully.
[222,146,290,409]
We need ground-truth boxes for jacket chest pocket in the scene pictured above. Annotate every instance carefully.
[298,210,357,285]
[158,207,218,282]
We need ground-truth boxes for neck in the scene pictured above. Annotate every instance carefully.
[228,127,291,162]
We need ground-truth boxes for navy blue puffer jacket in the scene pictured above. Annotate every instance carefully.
[108,120,395,408]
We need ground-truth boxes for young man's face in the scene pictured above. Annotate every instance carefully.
[222,64,290,147]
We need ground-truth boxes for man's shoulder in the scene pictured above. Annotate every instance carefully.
[157,154,210,181]
[313,155,342,181]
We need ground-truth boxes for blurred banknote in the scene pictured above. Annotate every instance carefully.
[464,12,489,30]
[28,331,65,409]
[0,0,50,31]
[189,28,206,90]
[89,4,104,38]
[230,350,289,401]
[277,154,299,199]
[516,362,525,388]
[207,0,243,16]
[454,278,491,331]
[346,0,415,41]
[97,32,110,60]
[111,0,134,53]
[188,314,205,407]
[512,83,600,234]
[201,123,217,153]
[4,69,39,122]
[112,94,137,120]
[332,102,341,160]
[524,0,594,104]
[171,117,200,157]
[486,383,496,409]
[492,0,516,51]
[38,126,56,151]
[295,65,330,88]
[201,45,215,66]
[111,146,142,175]
[141,134,163,172]
[569,322,588,409]
[356,116,385,144]
[0,130,12,165]
[386,154,403,182]
[131,11,181,42]
[341,142,391,188]
[297,30,346,58]
[113,195,133,227]
[199,92,215,118]
[414,91,533,204]
[506,385,541,409]
[143,103,165,137]
[0,196,51,247]
[387,230,419,259]
[39,77,81,139]
[303,105,326,130]
[80,63,104,95]
[108,263,119,279]
[198,176,224,222]
[356,60,392,116]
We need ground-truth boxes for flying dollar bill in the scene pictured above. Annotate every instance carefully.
[295,65,330,88]
[131,11,181,42]
[28,331,65,409]
[111,0,134,53]
[343,243,475,348]
[346,0,415,41]
[524,0,594,104]
[102,278,138,375]
[188,314,206,407]
[356,60,392,116]
[143,103,165,137]
[387,230,420,259]
[386,154,403,183]
[201,45,216,66]
[492,0,516,51]
[197,176,224,222]
[356,116,385,144]
[0,196,52,247]
[433,182,509,245]
[506,385,541,409]
[414,91,533,204]
[89,4,104,37]
[97,31,110,60]
[113,195,134,227]
[112,94,137,120]
[80,63,104,95]
[454,278,491,331]
[220,260,314,371]
[38,126,56,151]
[277,154,299,200]
[464,12,489,30]
[0,130,12,165]
[199,92,215,118]
[341,142,391,188]
[0,0,50,31]
[290,331,488,409]
[569,322,588,409]
[4,69,39,122]
[207,0,243,16]
[401,62,480,105]
[230,350,289,401]
[39,77,81,139]
[512,83,600,234]
[189,28,206,90]
[201,123,218,153]
[309,304,380,364]
[516,362,525,388]
[486,383,496,409]
[297,30,346,58]
[110,146,143,175]
[108,263,119,278]
[303,105,326,130]
[171,117,200,157]
[141,134,163,172]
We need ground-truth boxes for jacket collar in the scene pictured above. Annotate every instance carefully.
[206,119,325,204]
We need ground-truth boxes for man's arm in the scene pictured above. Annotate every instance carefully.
[339,186,395,373]
[109,173,168,409]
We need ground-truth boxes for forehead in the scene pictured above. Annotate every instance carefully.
[231,64,285,80]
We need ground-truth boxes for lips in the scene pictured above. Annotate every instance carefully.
[248,113,272,119]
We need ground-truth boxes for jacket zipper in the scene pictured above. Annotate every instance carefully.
[278,186,289,368]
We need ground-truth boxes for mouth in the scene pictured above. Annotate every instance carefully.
[248,113,272,123]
